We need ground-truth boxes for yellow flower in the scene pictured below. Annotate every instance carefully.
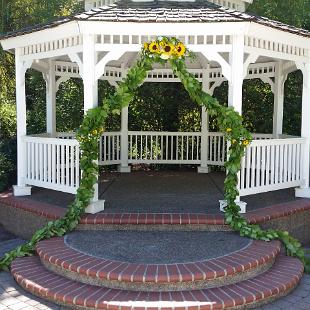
[92,129,98,136]
[243,140,249,146]
[163,43,174,54]
[149,42,160,54]
[143,42,149,51]
[226,128,232,133]
[174,42,186,57]
[232,139,237,144]
[159,41,166,47]
[99,127,104,134]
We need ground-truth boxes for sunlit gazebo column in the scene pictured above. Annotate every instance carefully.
[225,34,247,213]
[296,62,310,198]
[13,49,33,196]
[81,33,103,212]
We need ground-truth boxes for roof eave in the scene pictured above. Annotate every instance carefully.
[0,20,80,51]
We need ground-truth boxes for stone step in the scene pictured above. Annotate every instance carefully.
[36,236,281,291]
[11,255,304,310]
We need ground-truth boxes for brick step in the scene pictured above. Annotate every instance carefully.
[11,255,304,310]
[36,237,281,291]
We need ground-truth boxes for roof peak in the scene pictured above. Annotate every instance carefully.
[80,0,253,12]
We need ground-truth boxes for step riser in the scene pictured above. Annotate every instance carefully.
[77,224,232,232]
[12,255,304,310]
[11,282,302,310]
[36,238,281,292]
[41,257,276,291]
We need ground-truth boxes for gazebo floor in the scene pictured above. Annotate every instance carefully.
[29,170,298,214]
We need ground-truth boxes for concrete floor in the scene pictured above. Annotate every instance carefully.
[65,230,251,264]
[28,170,299,214]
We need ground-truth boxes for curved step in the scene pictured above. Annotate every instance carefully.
[11,255,304,310]
[36,237,281,291]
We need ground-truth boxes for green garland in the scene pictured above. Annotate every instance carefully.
[0,37,309,273]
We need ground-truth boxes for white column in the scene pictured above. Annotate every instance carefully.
[273,62,285,138]
[119,106,131,173]
[296,62,310,198]
[228,35,244,113]
[222,34,247,213]
[198,69,210,173]
[13,49,32,196]
[82,33,100,207]
[46,60,56,136]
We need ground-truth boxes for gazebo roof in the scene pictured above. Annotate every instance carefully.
[0,0,309,41]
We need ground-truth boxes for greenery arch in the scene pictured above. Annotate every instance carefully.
[0,37,309,272]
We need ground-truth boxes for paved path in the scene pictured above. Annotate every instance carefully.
[0,225,309,310]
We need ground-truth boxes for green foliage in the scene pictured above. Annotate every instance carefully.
[0,38,308,275]
[248,0,309,30]
[0,103,16,139]
[0,153,15,192]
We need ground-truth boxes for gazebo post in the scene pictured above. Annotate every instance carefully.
[224,34,247,213]
[45,60,57,136]
[82,33,104,211]
[198,68,210,174]
[13,49,32,196]
[119,106,131,173]
[296,63,310,198]
[273,61,285,138]
[228,35,244,115]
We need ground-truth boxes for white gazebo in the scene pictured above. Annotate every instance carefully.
[0,0,309,212]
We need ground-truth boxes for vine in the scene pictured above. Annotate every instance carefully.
[0,37,309,273]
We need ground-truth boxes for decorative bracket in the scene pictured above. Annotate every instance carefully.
[95,50,126,80]
[243,54,259,79]
[201,51,231,81]
[260,77,275,93]
[68,53,84,78]
[56,76,70,92]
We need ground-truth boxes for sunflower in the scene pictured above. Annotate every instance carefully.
[149,41,160,54]
[243,140,249,146]
[143,42,149,51]
[226,128,232,133]
[174,42,186,57]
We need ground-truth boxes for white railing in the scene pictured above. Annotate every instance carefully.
[24,136,80,194]
[207,132,226,166]
[22,133,306,198]
[239,138,306,196]
[128,131,201,164]
[56,132,76,140]
[99,132,121,165]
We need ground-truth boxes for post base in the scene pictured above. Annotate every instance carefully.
[85,200,105,214]
[197,166,209,174]
[13,185,32,197]
[219,200,247,214]
[295,187,310,198]
[118,165,131,173]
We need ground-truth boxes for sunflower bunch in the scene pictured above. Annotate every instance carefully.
[143,37,187,59]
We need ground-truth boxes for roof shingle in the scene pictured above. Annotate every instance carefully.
[0,0,309,40]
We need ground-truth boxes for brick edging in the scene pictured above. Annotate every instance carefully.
[11,255,304,310]
[1,191,310,227]
[36,236,281,291]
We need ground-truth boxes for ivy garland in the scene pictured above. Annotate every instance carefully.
[0,37,309,273]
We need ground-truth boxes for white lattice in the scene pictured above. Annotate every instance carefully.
[21,35,82,57]
[245,36,306,58]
